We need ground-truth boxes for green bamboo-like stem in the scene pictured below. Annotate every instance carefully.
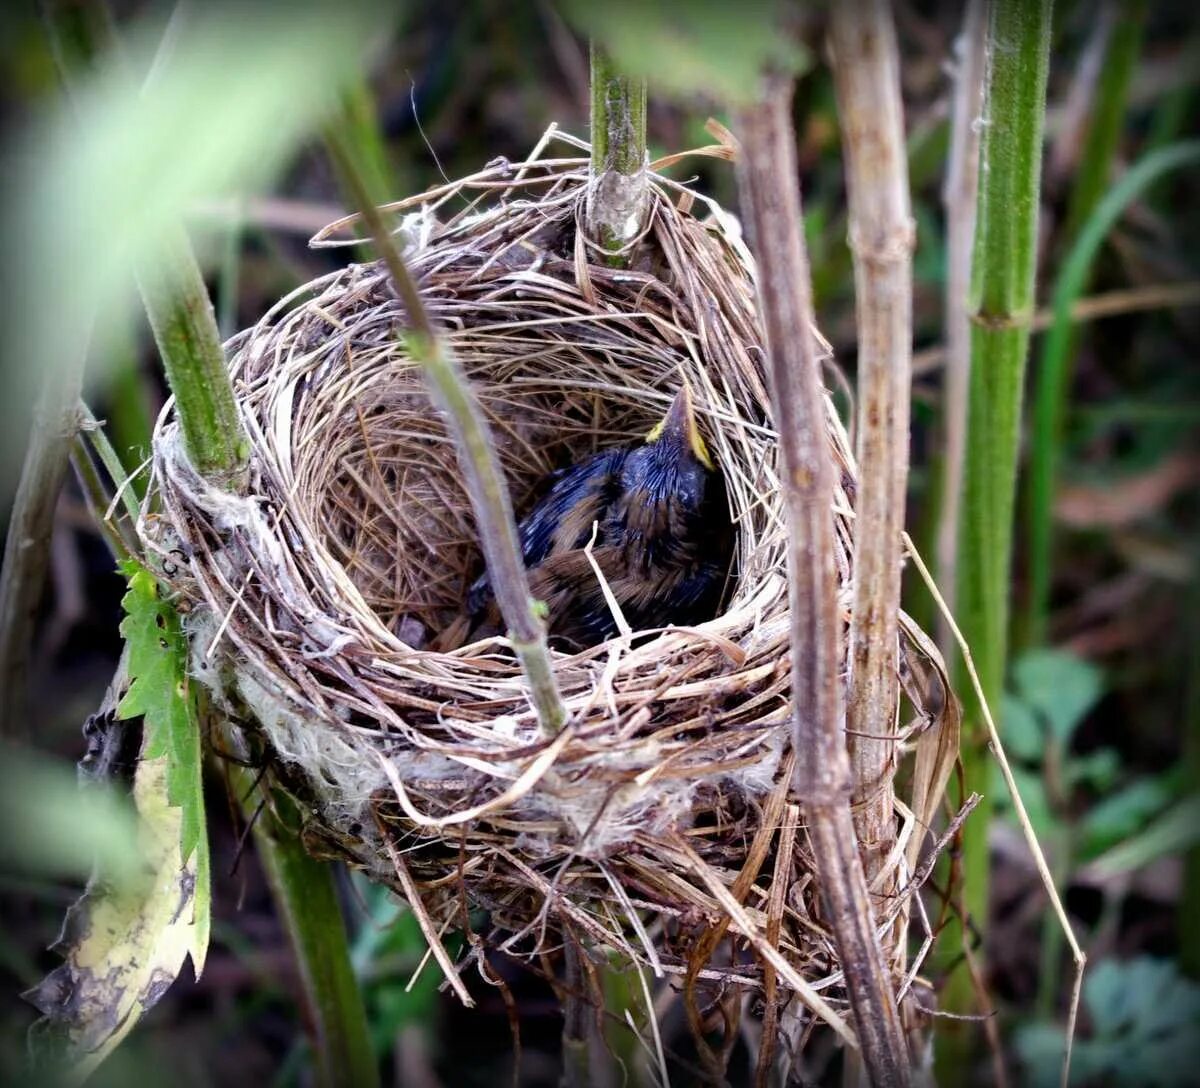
[241,778,380,1088]
[587,42,648,264]
[944,0,1053,1063]
[829,0,913,929]
[323,128,566,736]
[135,225,250,488]
[736,74,911,1088]
[1025,0,1145,646]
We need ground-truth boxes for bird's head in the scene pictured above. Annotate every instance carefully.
[643,381,714,472]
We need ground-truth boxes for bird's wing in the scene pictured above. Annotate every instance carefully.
[518,449,625,566]
[466,449,624,616]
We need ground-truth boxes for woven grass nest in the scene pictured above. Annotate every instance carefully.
[146,131,956,1039]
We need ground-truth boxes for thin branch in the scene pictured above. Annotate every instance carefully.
[935,0,986,654]
[587,42,648,263]
[323,128,566,736]
[735,75,910,1088]
[0,350,85,737]
[830,0,914,920]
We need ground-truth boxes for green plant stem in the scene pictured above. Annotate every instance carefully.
[323,127,566,736]
[944,0,1053,1067]
[135,225,250,488]
[587,42,647,263]
[244,784,379,1088]
[1027,140,1200,643]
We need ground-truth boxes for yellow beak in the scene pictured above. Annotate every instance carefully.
[645,380,714,470]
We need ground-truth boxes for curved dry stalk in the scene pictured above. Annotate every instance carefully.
[324,127,566,736]
[829,0,914,922]
[735,75,911,1087]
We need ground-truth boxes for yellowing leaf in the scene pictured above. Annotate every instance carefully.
[26,756,204,1083]
[26,566,211,1080]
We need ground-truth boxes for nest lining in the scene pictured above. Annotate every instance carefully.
[146,131,954,1034]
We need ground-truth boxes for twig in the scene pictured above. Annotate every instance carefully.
[830,0,914,922]
[586,42,648,264]
[324,128,567,736]
[935,0,986,653]
[0,348,85,737]
[734,74,910,1087]
[913,280,1200,374]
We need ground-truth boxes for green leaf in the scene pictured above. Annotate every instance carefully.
[117,561,206,874]
[1002,693,1045,763]
[25,753,208,1081]
[1079,774,1175,858]
[1064,747,1120,792]
[1084,795,1200,880]
[1013,648,1104,745]
[562,0,810,106]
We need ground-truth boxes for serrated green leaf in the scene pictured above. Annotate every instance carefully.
[114,561,210,969]
[117,561,206,870]
[1013,648,1104,744]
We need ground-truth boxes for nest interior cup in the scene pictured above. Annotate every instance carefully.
[149,131,951,1024]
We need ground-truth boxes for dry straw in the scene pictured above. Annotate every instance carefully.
[143,128,958,1050]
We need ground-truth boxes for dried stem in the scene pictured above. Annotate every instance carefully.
[587,42,648,263]
[735,75,910,1087]
[830,0,914,921]
[324,128,566,736]
[935,0,986,655]
[0,355,85,737]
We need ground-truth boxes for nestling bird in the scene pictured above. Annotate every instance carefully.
[462,381,734,651]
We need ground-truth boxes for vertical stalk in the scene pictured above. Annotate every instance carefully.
[829,0,914,921]
[1026,0,1146,645]
[736,75,910,1088]
[241,775,380,1088]
[946,0,1053,1060]
[324,129,566,736]
[0,346,86,736]
[587,43,648,263]
[135,225,250,489]
[936,0,987,654]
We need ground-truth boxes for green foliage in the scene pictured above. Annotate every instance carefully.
[117,560,207,879]
[1016,958,1200,1087]
[1012,648,1104,744]
[563,0,809,104]
[0,749,139,884]
[5,4,382,472]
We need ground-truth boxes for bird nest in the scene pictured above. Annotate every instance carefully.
[144,131,958,1046]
